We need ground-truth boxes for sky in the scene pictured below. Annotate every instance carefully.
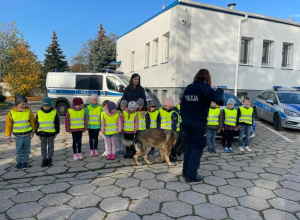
[1,0,300,64]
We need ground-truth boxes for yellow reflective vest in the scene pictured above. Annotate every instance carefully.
[103,113,119,135]
[207,108,221,126]
[123,111,137,132]
[68,109,85,129]
[148,110,159,128]
[166,110,180,132]
[87,105,101,126]
[159,108,168,129]
[37,110,56,133]
[239,106,253,124]
[224,108,237,126]
[10,110,32,133]
[137,112,146,131]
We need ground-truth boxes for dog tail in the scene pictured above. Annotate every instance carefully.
[121,138,134,147]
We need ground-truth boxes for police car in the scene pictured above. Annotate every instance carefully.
[254,86,300,131]
[213,86,256,138]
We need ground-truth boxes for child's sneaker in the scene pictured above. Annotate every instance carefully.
[223,147,229,152]
[244,146,252,151]
[74,153,79,160]
[22,162,28,170]
[211,148,216,153]
[89,150,95,157]
[94,149,100,156]
[110,154,116,160]
[78,153,83,159]
[228,147,234,152]
[107,154,111,160]
[15,162,22,170]
[102,151,108,156]
[238,147,244,152]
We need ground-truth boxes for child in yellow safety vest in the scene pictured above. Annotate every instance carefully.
[116,100,128,156]
[159,98,169,130]
[101,102,122,160]
[65,97,87,160]
[35,97,60,167]
[136,98,146,135]
[222,98,237,152]
[206,101,222,153]
[121,101,139,159]
[85,94,102,157]
[5,94,35,170]
[101,100,110,156]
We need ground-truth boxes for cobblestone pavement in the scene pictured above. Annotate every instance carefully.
[0,101,300,220]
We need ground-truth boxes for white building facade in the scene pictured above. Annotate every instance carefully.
[116,0,300,105]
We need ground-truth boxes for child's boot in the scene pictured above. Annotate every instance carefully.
[94,149,99,156]
[90,150,95,157]
[107,154,111,160]
[74,153,79,160]
[110,154,116,160]
[78,153,83,159]
[47,158,53,167]
[41,159,47,167]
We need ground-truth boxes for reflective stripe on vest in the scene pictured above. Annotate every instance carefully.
[87,105,101,126]
[207,108,221,125]
[37,110,56,132]
[166,111,180,131]
[176,104,180,110]
[138,112,146,131]
[224,108,237,126]
[68,109,85,129]
[11,110,32,133]
[239,106,253,124]
[159,108,168,129]
[148,110,159,128]
[123,111,137,132]
[103,113,119,135]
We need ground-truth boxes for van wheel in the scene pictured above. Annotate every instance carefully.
[254,107,260,121]
[57,102,68,116]
[273,113,284,131]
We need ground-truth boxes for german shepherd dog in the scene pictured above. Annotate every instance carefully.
[121,128,180,166]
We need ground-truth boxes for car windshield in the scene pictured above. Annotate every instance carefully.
[118,75,130,86]
[277,92,300,104]
[145,92,151,99]
[223,93,242,106]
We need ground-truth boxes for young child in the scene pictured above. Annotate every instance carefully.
[116,100,128,156]
[85,94,102,157]
[164,98,181,163]
[65,97,87,160]
[206,101,222,153]
[101,100,110,156]
[159,98,169,130]
[5,94,35,170]
[136,98,146,135]
[222,98,237,152]
[35,97,60,167]
[237,97,254,152]
[101,102,122,160]
[121,101,138,159]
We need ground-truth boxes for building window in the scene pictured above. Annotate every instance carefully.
[131,51,135,72]
[282,43,293,68]
[262,40,274,67]
[162,32,170,63]
[162,90,167,101]
[145,43,150,68]
[152,38,158,65]
[240,37,253,65]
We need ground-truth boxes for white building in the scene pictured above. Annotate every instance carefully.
[116,0,300,105]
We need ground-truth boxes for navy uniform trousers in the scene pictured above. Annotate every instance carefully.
[182,118,207,179]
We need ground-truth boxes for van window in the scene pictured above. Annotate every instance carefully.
[76,75,103,90]
[107,76,117,91]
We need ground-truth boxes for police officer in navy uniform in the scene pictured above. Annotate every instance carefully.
[181,69,224,182]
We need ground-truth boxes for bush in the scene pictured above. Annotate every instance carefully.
[0,94,7,102]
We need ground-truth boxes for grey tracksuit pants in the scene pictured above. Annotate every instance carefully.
[40,136,55,159]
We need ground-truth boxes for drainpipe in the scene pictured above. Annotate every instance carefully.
[234,14,248,96]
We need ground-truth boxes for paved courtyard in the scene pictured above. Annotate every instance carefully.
[0,101,300,220]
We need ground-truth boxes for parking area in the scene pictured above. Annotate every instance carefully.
[0,101,300,220]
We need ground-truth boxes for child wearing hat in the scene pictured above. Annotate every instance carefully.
[159,98,169,130]
[35,97,60,167]
[85,94,102,157]
[5,94,36,170]
[121,101,139,159]
[222,98,237,152]
[65,97,87,160]
[101,102,122,160]
[136,98,146,135]
[101,100,110,156]
[116,100,128,156]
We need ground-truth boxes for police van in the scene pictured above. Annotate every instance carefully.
[46,72,132,116]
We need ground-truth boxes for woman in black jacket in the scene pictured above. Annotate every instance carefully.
[181,69,224,182]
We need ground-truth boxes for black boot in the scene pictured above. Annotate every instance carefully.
[169,154,177,162]
[123,147,130,159]
[47,158,53,167]
[41,159,47,167]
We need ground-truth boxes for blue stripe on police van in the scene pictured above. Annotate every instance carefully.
[47,89,122,97]
[47,89,76,95]
[75,90,98,95]
[107,91,122,96]
[254,100,286,119]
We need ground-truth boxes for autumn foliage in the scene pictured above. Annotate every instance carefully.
[3,43,43,96]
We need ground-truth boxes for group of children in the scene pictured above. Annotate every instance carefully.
[5,93,253,170]
[206,97,254,153]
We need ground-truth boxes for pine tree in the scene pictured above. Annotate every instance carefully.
[43,31,69,73]
[88,24,116,72]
